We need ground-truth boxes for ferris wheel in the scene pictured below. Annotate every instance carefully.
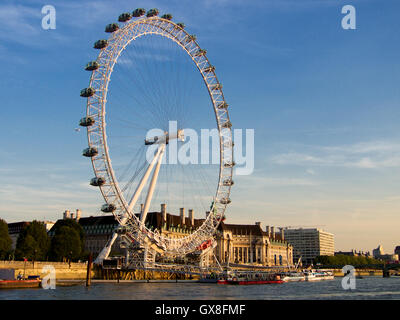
[79,8,234,264]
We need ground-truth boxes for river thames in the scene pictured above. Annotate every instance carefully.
[0,277,399,300]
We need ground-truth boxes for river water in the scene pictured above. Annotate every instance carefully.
[0,277,399,300]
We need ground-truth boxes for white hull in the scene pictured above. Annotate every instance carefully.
[282,276,306,282]
[305,275,334,281]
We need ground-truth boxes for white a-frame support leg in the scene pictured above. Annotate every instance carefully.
[94,144,165,264]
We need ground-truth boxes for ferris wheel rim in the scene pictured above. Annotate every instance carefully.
[83,15,234,255]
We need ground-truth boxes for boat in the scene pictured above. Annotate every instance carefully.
[223,272,284,285]
[198,273,219,283]
[304,270,334,281]
[280,271,306,282]
[0,279,41,289]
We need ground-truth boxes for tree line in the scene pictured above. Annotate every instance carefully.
[314,254,383,267]
[0,218,89,262]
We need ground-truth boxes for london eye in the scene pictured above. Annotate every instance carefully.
[79,8,234,266]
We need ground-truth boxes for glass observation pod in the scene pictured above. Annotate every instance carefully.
[90,177,106,186]
[211,83,222,90]
[79,116,95,127]
[203,66,215,73]
[221,121,232,129]
[132,8,146,17]
[161,14,173,20]
[80,87,95,97]
[105,23,119,33]
[217,102,228,109]
[94,39,108,49]
[118,12,132,22]
[223,179,234,186]
[146,8,159,17]
[101,203,117,213]
[85,61,100,71]
[224,161,236,168]
[82,147,98,157]
[185,35,196,43]
[194,49,207,57]
[176,22,185,29]
[219,198,231,205]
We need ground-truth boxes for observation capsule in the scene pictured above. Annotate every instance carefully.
[219,198,231,205]
[176,22,185,29]
[132,8,146,17]
[80,87,95,97]
[217,102,229,109]
[211,83,222,90]
[146,8,159,17]
[101,203,116,213]
[223,179,234,186]
[186,34,196,42]
[118,12,132,22]
[203,66,215,73]
[222,121,232,129]
[79,116,95,127]
[90,177,106,186]
[82,147,98,157]
[224,161,236,168]
[194,49,207,57]
[105,23,119,33]
[94,39,108,49]
[85,61,100,71]
[161,13,172,20]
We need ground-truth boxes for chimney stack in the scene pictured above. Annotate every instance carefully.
[180,208,185,225]
[70,212,74,220]
[271,226,275,239]
[63,210,70,220]
[189,209,194,226]
[266,225,271,237]
[255,222,262,230]
[76,209,81,221]
[280,227,284,241]
[161,204,167,221]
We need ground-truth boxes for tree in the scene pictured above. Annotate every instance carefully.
[50,219,85,254]
[15,221,50,260]
[0,219,12,260]
[50,226,82,261]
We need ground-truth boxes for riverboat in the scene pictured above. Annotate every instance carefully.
[0,279,41,289]
[223,272,283,285]
[304,270,334,281]
[280,271,306,282]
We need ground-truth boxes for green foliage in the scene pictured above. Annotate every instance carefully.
[0,219,12,259]
[49,219,85,261]
[50,219,85,252]
[314,254,383,267]
[50,226,82,261]
[15,221,50,260]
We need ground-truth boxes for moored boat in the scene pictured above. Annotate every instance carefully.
[0,279,41,289]
[223,272,283,285]
[280,271,306,282]
[304,270,334,281]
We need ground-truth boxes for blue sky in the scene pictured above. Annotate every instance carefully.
[0,0,399,253]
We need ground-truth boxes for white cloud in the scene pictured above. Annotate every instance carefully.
[271,140,400,169]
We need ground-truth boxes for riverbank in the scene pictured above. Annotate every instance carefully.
[0,261,93,280]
